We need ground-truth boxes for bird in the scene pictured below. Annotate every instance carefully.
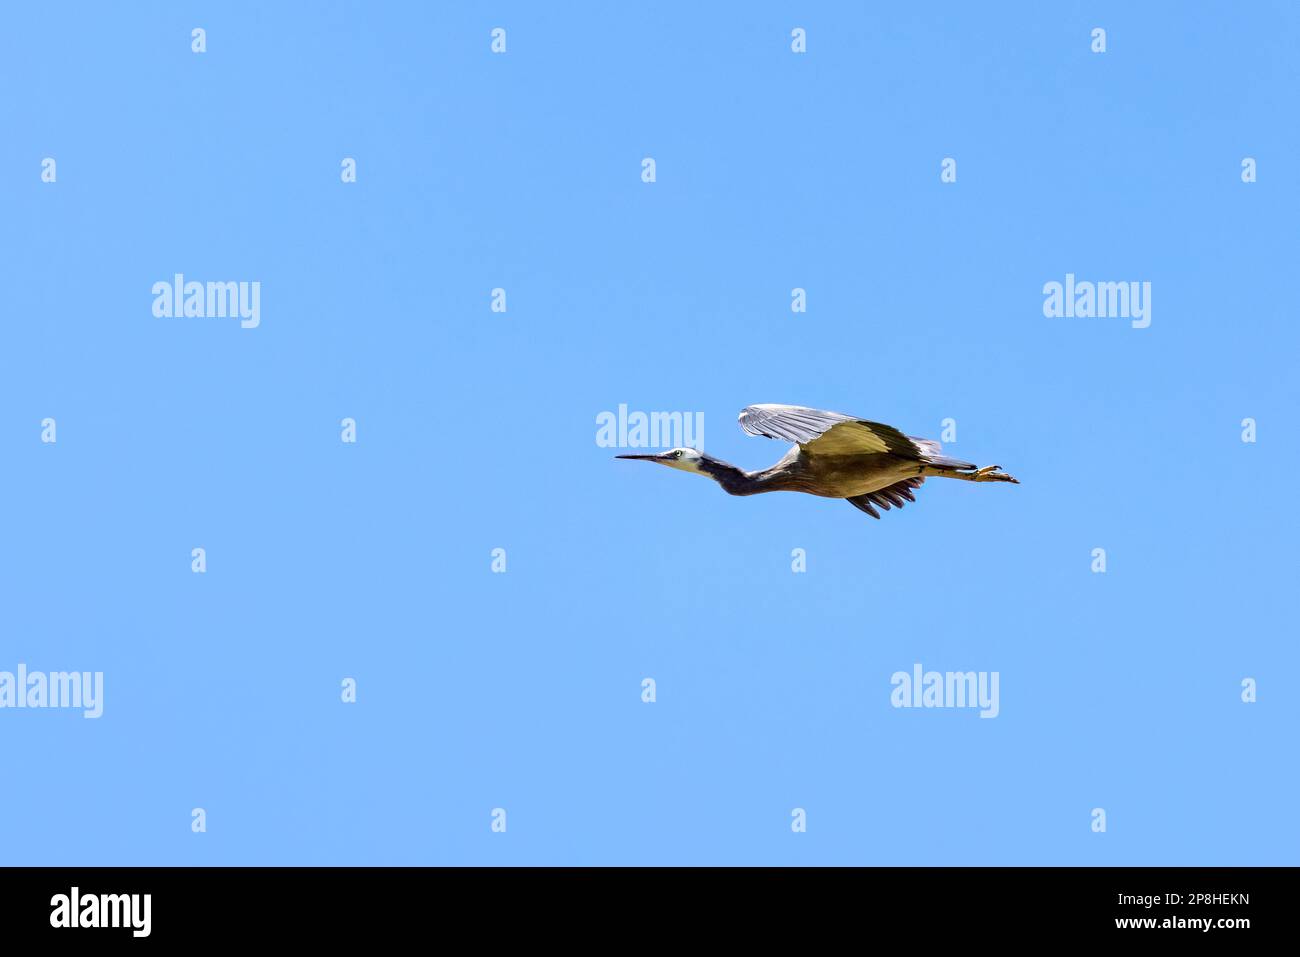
[616,403,1018,520]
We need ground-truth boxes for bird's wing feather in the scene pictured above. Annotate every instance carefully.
[738,404,856,443]
[845,477,925,520]
[739,404,922,458]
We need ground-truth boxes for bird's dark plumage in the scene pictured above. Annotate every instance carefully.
[846,477,925,519]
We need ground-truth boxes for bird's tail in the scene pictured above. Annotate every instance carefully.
[912,438,976,471]
[925,454,977,470]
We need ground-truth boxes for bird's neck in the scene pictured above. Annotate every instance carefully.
[696,455,768,496]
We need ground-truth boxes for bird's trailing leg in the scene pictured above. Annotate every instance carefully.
[924,464,1020,484]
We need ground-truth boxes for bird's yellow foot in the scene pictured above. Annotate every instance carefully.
[974,465,1019,484]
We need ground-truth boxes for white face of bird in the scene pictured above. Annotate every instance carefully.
[616,447,705,473]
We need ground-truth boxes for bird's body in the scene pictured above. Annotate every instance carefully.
[617,404,1018,521]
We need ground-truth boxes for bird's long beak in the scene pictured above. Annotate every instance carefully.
[615,453,662,461]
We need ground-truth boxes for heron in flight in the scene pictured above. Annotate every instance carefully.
[616,404,1018,520]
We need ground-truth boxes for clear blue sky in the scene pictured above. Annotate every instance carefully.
[1,1,1296,865]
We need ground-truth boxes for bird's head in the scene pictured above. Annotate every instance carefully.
[616,447,706,473]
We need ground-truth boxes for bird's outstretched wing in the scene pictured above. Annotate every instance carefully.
[738,404,923,458]
[845,477,925,519]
